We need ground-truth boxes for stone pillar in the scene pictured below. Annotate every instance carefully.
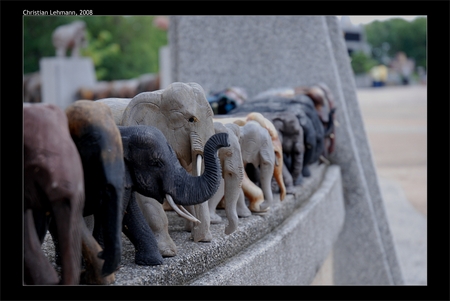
[159,45,172,89]
[40,57,96,109]
[169,15,404,284]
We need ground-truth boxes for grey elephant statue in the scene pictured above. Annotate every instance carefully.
[269,112,305,191]
[120,82,218,242]
[118,125,229,265]
[293,83,336,156]
[24,103,85,285]
[52,20,87,57]
[208,122,249,235]
[96,97,197,257]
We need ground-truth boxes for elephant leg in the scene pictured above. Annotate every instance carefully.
[242,172,266,213]
[191,203,212,242]
[51,198,83,285]
[223,174,240,235]
[282,164,297,195]
[291,146,305,185]
[122,194,163,266]
[273,162,286,201]
[259,163,275,211]
[208,177,225,224]
[236,189,252,218]
[48,218,62,266]
[24,209,59,285]
[80,220,115,285]
[136,193,177,257]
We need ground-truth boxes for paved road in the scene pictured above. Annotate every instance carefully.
[356,84,427,285]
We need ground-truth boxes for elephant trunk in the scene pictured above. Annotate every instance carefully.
[171,133,229,206]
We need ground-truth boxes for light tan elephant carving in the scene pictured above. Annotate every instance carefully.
[214,114,286,212]
[52,20,87,57]
[236,120,276,212]
[208,122,250,235]
[245,112,286,202]
[121,82,216,242]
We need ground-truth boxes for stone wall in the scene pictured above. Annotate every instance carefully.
[169,15,404,284]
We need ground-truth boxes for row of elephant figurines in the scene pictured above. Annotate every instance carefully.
[24,82,335,285]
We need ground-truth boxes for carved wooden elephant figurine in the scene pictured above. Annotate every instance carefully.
[213,114,286,211]
[120,82,217,243]
[229,92,324,177]
[245,112,286,201]
[24,103,85,285]
[118,126,228,265]
[236,120,276,212]
[96,97,199,257]
[269,112,305,192]
[208,122,250,235]
[60,100,125,285]
[293,83,336,156]
[52,20,87,57]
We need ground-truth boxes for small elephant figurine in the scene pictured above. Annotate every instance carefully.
[229,92,325,178]
[52,20,87,57]
[24,103,85,285]
[269,112,305,191]
[245,112,287,200]
[96,97,196,257]
[294,83,336,156]
[208,122,250,235]
[118,125,229,265]
[62,100,125,284]
[236,120,276,212]
[120,82,219,242]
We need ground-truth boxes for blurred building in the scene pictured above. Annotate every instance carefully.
[339,16,371,56]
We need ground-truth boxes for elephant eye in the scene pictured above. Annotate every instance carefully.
[188,116,198,123]
[149,159,164,167]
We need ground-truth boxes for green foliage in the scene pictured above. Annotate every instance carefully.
[364,17,426,70]
[81,30,121,80]
[23,16,168,80]
[350,51,378,75]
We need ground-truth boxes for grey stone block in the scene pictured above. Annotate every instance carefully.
[40,57,96,109]
[189,165,344,285]
[42,163,333,285]
[169,15,403,284]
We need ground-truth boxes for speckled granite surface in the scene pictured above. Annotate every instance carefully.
[42,163,329,285]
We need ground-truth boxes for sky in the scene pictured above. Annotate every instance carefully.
[337,15,425,26]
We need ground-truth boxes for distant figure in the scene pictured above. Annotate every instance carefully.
[52,20,87,57]
[391,52,415,85]
[370,65,388,87]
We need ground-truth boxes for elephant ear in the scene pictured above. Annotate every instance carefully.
[119,131,133,189]
[213,122,227,134]
[224,122,241,139]
[121,91,164,126]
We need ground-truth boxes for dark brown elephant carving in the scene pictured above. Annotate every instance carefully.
[24,103,84,285]
[62,100,124,284]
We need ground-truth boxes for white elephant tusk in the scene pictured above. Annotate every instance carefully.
[196,154,202,176]
[166,194,201,224]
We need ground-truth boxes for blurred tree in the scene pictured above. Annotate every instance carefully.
[364,17,426,70]
[350,51,378,75]
[23,16,168,80]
